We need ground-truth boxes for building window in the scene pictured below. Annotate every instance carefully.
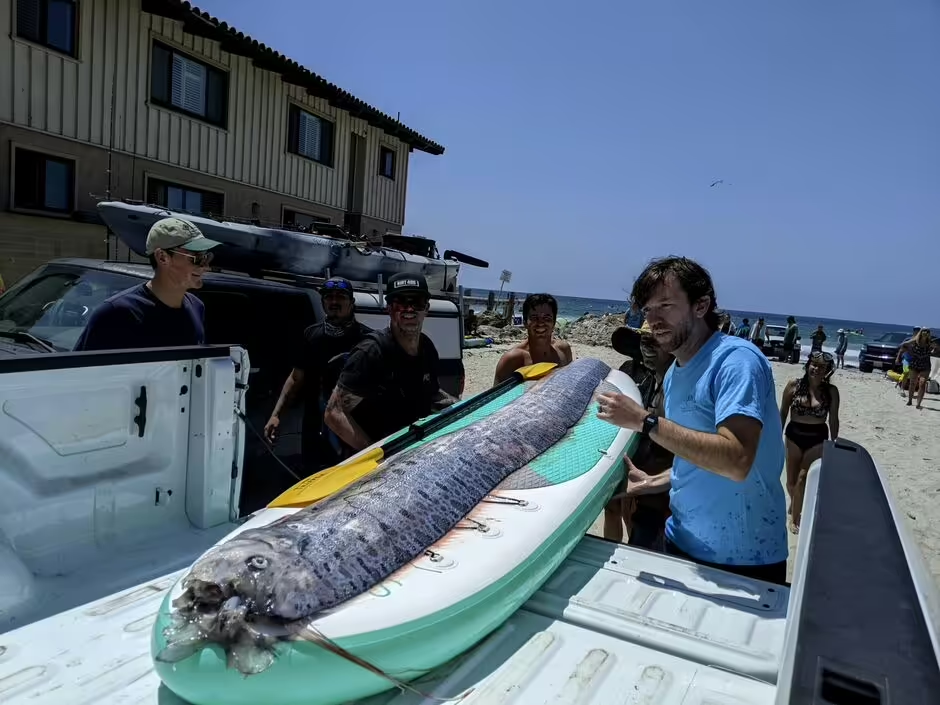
[146,177,224,216]
[16,0,78,57]
[13,147,75,214]
[379,146,396,180]
[287,105,334,167]
[284,209,330,230]
[150,41,228,127]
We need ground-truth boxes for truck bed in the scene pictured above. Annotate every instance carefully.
[0,536,788,705]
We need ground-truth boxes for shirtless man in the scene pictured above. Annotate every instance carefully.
[493,293,574,385]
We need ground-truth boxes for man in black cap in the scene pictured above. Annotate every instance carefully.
[264,276,372,470]
[325,273,458,451]
[604,318,675,551]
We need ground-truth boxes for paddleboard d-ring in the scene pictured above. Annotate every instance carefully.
[483,494,529,507]
[417,549,457,571]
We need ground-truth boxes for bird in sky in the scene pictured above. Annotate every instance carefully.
[710,179,725,187]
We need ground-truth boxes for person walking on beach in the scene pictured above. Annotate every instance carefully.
[736,318,751,339]
[604,320,674,550]
[750,317,766,350]
[493,293,574,384]
[781,316,799,364]
[834,328,848,369]
[780,351,840,533]
[810,325,826,355]
[596,256,788,586]
[896,328,934,410]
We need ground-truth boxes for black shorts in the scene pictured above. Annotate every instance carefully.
[785,421,829,452]
[665,539,788,586]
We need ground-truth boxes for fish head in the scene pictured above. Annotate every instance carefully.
[177,533,320,621]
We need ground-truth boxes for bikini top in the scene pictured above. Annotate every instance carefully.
[790,377,830,418]
[911,341,931,368]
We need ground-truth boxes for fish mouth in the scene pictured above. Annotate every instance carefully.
[158,586,297,676]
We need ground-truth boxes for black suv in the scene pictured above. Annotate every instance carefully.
[857,331,911,373]
[0,259,465,512]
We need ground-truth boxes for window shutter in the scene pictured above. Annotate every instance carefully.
[172,53,207,116]
[146,179,161,206]
[203,191,224,216]
[151,43,171,105]
[299,112,322,161]
[16,0,41,43]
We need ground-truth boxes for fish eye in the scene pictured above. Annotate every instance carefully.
[247,556,268,570]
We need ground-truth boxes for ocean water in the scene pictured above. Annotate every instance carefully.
[480,291,921,361]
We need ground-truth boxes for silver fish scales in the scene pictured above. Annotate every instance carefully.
[158,357,611,674]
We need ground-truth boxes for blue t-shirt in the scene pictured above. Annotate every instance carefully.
[663,332,787,566]
[73,283,206,351]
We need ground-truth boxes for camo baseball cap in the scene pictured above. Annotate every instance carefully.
[145,217,222,255]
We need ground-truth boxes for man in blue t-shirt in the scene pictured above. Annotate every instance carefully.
[598,256,788,585]
[74,217,221,352]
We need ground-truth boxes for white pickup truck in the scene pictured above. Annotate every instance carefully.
[1,344,938,705]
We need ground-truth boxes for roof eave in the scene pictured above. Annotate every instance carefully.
[140,0,445,155]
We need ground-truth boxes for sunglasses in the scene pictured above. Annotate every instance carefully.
[170,249,213,267]
[390,295,428,310]
[322,279,352,292]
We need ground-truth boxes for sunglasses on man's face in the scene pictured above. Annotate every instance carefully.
[169,249,213,267]
[391,295,428,311]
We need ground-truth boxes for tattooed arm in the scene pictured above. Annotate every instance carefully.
[324,385,372,451]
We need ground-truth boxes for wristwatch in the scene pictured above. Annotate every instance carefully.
[641,413,659,437]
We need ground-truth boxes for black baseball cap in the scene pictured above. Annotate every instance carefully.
[385,273,430,302]
[320,276,354,298]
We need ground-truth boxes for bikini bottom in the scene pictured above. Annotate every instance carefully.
[785,421,829,452]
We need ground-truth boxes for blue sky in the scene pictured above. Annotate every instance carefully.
[197,0,940,326]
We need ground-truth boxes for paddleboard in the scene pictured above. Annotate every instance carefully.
[151,361,640,705]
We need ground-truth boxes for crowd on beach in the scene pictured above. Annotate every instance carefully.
[69,215,934,589]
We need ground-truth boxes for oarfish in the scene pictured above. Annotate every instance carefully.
[157,357,611,675]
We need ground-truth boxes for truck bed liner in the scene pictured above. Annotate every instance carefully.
[0,537,787,705]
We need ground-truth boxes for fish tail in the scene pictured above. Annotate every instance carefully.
[298,624,474,702]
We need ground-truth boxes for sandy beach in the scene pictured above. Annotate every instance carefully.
[462,341,940,584]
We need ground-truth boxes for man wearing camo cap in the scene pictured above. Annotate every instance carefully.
[73,217,221,351]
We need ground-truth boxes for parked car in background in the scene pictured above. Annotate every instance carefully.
[762,324,801,358]
[0,259,465,512]
[857,331,911,373]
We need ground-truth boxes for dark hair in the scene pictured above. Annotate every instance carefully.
[630,256,719,331]
[148,254,159,269]
[800,351,835,403]
[522,293,558,322]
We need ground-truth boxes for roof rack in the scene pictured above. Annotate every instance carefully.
[242,268,460,302]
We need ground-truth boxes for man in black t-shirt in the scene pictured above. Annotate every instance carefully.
[73,217,221,351]
[264,277,371,470]
[325,273,458,450]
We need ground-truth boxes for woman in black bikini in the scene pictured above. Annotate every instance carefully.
[896,328,933,410]
[780,351,840,533]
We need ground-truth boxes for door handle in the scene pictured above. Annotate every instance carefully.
[134,386,148,438]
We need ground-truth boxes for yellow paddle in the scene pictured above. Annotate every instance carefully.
[267,362,559,509]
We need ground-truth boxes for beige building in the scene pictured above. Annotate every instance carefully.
[0,0,444,285]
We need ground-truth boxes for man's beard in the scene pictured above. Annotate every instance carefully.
[658,318,694,353]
